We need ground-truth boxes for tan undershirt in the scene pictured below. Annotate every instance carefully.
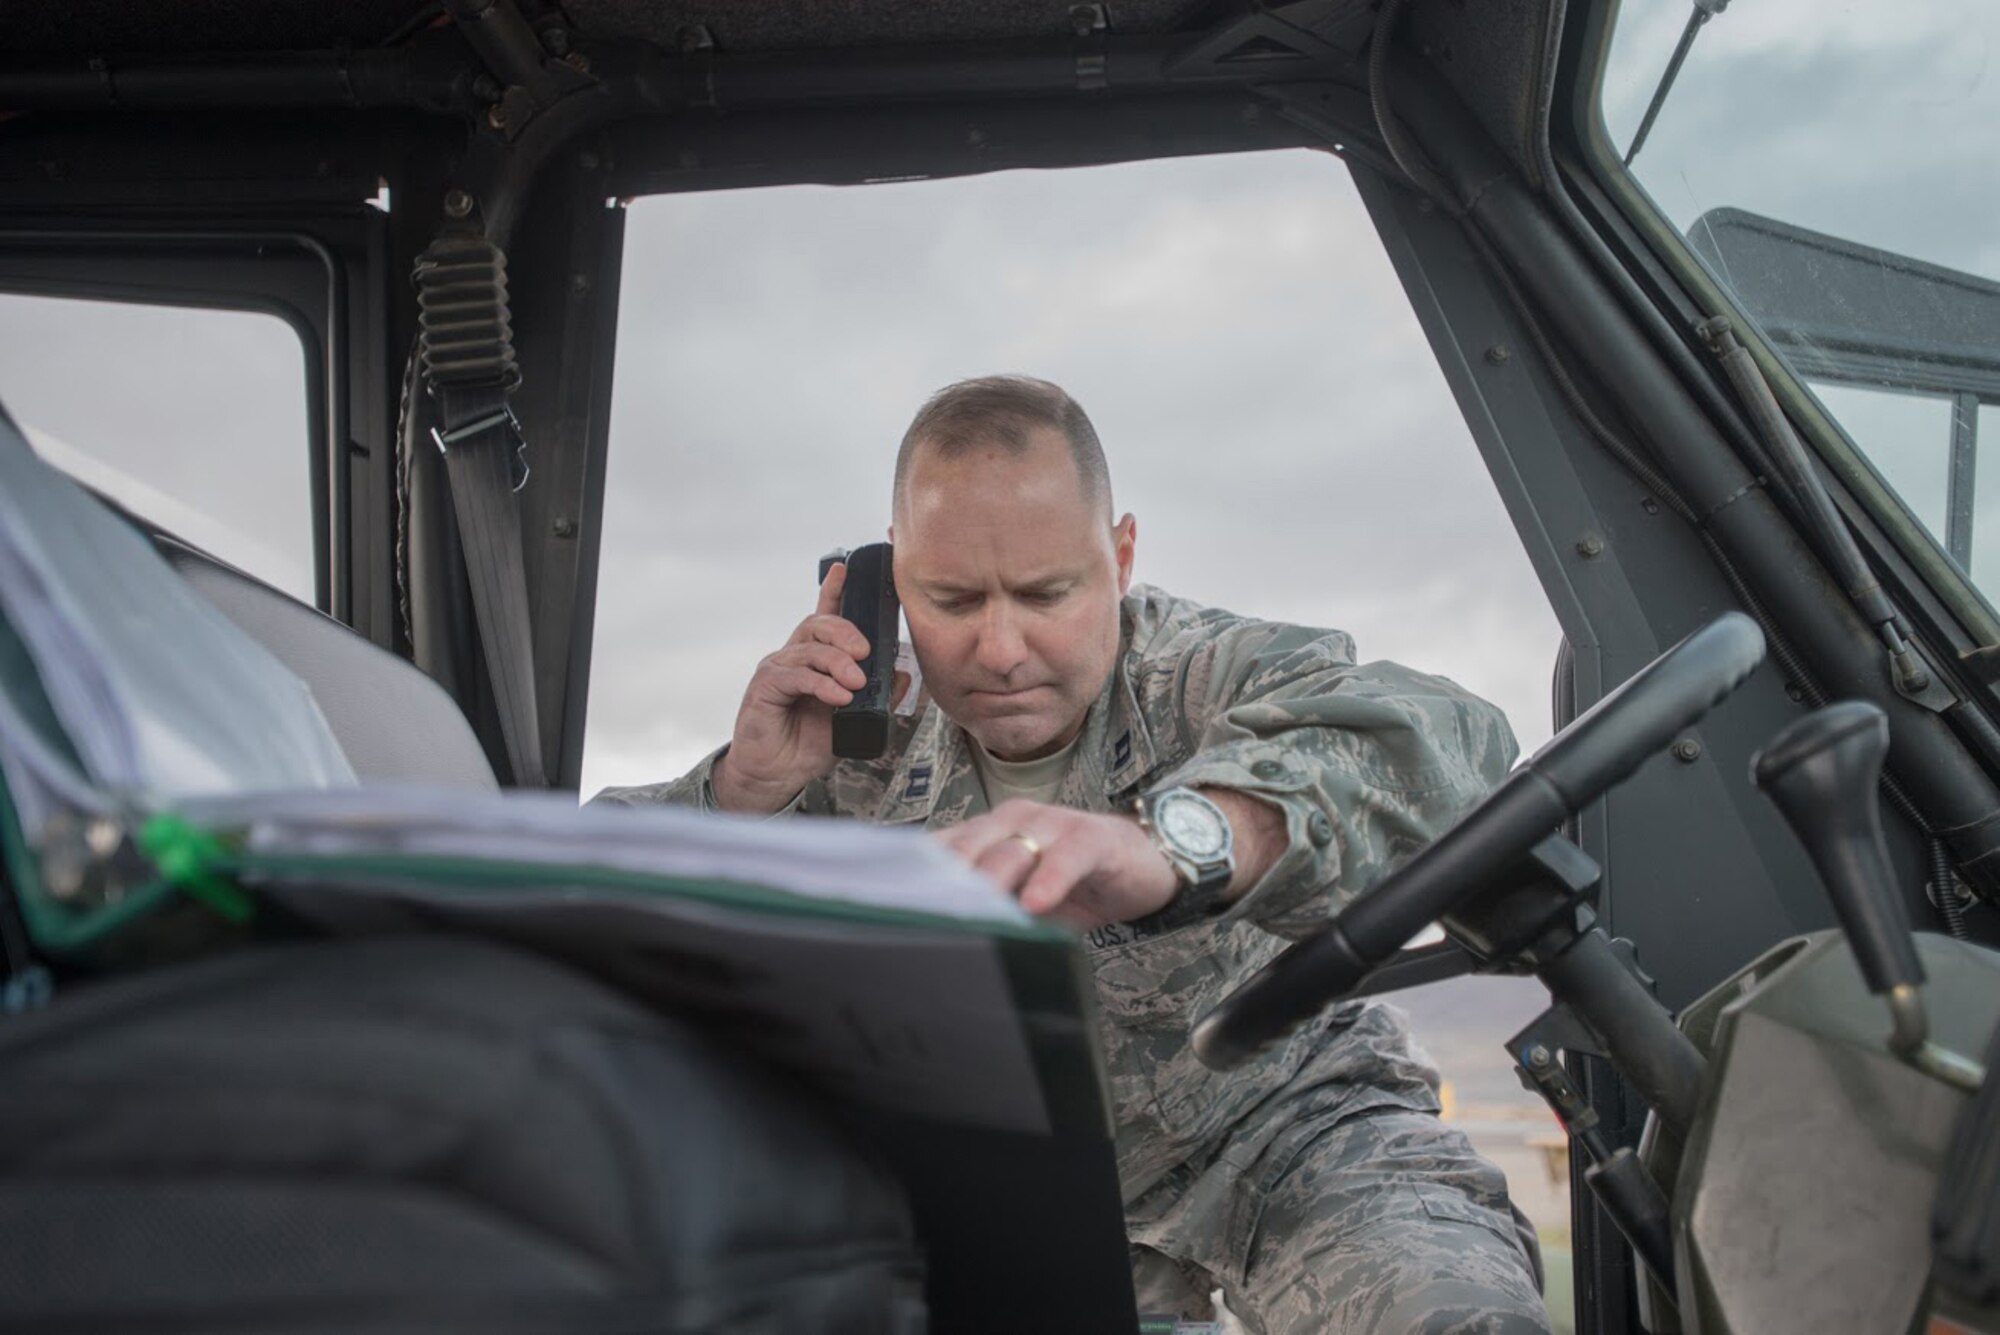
[971,730,1083,807]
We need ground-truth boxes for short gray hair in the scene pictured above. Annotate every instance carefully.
[893,375,1112,515]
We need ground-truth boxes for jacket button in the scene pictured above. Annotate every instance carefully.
[1308,810,1335,847]
[1251,759,1287,780]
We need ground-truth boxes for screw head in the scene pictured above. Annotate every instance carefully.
[1485,344,1511,365]
[1576,534,1605,559]
[552,516,578,538]
[1673,738,1703,763]
[1641,497,1660,515]
[84,818,122,858]
[1527,1045,1553,1068]
[443,188,474,218]
[1928,875,1975,910]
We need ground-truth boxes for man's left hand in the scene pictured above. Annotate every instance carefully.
[938,799,1181,928]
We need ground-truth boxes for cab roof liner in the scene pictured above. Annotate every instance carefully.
[3,0,1223,58]
[0,0,1569,211]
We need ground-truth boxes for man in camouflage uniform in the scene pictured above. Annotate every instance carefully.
[597,376,1550,1333]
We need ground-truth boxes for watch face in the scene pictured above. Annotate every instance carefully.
[1159,793,1228,858]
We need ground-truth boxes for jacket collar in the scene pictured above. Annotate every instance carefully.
[875,600,1160,825]
[1051,637,1159,813]
[874,698,969,825]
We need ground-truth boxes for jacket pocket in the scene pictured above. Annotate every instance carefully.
[1087,924,1236,1030]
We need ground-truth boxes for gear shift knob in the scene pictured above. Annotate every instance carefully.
[1752,700,1925,995]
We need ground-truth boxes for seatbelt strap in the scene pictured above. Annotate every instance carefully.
[415,237,548,788]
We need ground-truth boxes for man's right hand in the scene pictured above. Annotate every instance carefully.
[710,561,873,814]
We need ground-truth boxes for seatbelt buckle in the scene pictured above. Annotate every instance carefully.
[430,403,531,493]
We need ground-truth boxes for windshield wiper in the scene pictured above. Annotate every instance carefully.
[1624,0,1732,166]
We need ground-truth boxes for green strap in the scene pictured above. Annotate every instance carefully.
[137,814,255,924]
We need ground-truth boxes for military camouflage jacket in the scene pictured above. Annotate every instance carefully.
[595,585,1518,1201]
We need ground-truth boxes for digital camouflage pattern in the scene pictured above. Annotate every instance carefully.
[596,585,1550,1332]
[1131,1103,1550,1334]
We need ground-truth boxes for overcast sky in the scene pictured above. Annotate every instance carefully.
[578,146,1565,795]
[0,0,1992,807]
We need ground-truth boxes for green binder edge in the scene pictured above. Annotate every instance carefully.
[7,801,1081,957]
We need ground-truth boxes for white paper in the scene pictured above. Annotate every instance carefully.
[188,783,1037,929]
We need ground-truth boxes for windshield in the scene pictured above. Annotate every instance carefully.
[1597,0,2000,606]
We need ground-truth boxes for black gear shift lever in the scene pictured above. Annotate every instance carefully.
[1753,700,1982,1092]
[1751,699,1924,995]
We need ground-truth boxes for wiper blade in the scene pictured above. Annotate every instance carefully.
[1624,0,1731,167]
[1697,316,1946,707]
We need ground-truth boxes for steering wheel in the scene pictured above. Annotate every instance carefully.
[1191,611,1767,1071]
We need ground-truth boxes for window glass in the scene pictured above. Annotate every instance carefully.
[582,150,1571,1312]
[0,293,314,603]
[583,153,1562,791]
[1600,0,2000,602]
[1809,383,1953,548]
[1977,405,2000,592]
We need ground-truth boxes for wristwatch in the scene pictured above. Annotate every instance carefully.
[1134,786,1236,928]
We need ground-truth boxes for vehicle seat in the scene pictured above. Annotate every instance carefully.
[0,933,927,1334]
[153,535,499,791]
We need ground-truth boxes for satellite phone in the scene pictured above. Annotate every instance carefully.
[817,542,899,759]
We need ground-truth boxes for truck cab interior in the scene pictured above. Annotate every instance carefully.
[2,2,1998,1332]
